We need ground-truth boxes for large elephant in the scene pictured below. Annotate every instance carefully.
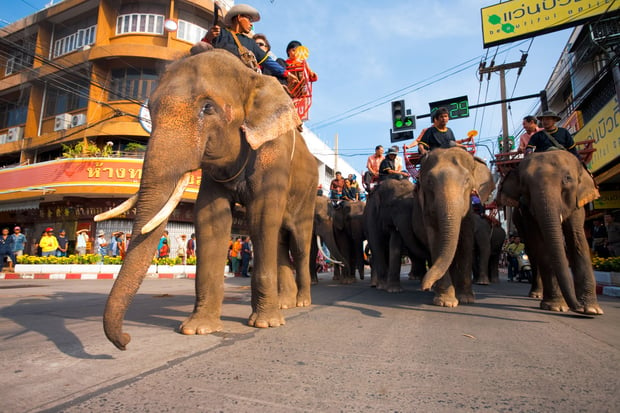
[472,214,506,285]
[310,196,348,284]
[97,50,318,350]
[363,178,429,292]
[331,200,366,284]
[415,147,496,307]
[497,150,602,315]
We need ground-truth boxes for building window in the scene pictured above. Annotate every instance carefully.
[4,51,34,76]
[44,77,90,117]
[177,20,207,44]
[53,25,97,58]
[109,68,158,101]
[116,14,164,35]
[0,97,29,130]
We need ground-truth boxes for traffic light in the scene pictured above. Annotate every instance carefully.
[391,100,415,131]
[390,130,414,143]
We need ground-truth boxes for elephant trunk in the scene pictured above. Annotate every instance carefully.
[421,201,463,290]
[537,205,583,312]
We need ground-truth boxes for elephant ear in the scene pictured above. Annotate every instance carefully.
[472,157,496,203]
[577,166,600,208]
[243,75,302,150]
[497,168,520,207]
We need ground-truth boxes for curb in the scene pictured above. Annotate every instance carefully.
[0,272,196,280]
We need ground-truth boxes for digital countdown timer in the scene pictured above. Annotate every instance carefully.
[428,96,470,120]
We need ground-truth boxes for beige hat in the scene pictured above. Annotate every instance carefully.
[76,229,88,234]
[224,4,260,27]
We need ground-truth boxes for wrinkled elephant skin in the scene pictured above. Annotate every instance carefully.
[498,150,602,315]
[102,50,318,350]
[310,196,348,284]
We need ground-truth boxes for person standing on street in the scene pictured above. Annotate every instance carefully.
[39,228,59,257]
[56,230,68,257]
[604,213,620,256]
[76,229,89,256]
[0,228,15,271]
[10,226,26,259]
[241,236,253,277]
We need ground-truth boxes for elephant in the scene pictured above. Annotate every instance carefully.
[310,197,366,284]
[96,49,319,350]
[310,196,348,284]
[414,147,496,307]
[472,213,506,285]
[363,178,429,292]
[497,150,602,315]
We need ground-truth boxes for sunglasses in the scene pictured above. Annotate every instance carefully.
[256,42,266,47]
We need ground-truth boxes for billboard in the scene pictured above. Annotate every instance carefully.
[481,0,620,48]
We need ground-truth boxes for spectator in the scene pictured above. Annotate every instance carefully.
[56,229,68,257]
[231,237,243,276]
[158,231,169,253]
[604,214,620,256]
[504,235,525,282]
[10,226,26,258]
[39,227,59,257]
[517,115,542,153]
[108,232,123,257]
[0,227,15,271]
[187,233,196,258]
[177,234,188,264]
[418,107,457,154]
[158,239,170,258]
[241,236,253,277]
[526,111,579,158]
[75,229,89,256]
[95,230,108,257]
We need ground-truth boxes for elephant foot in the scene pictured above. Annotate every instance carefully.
[386,284,403,293]
[433,294,459,307]
[248,309,285,328]
[457,291,475,304]
[581,302,604,315]
[540,298,569,312]
[179,314,223,335]
[296,292,311,308]
[529,289,543,299]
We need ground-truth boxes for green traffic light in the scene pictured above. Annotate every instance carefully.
[404,118,413,127]
[395,120,403,128]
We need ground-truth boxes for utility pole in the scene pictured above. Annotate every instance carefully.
[478,55,527,153]
[334,133,339,172]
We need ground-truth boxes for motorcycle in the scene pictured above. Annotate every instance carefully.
[515,251,533,283]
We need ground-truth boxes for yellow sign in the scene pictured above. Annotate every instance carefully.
[574,96,620,173]
[594,190,620,209]
[481,0,620,48]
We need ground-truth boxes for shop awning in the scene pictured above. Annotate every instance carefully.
[0,200,40,212]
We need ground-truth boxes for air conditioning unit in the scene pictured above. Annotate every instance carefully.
[0,133,7,144]
[6,126,24,142]
[54,113,72,131]
[71,113,86,127]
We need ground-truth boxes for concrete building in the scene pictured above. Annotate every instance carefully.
[0,0,360,254]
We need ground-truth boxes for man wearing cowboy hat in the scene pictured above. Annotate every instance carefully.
[95,230,108,257]
[379,147,410,181]
[76,229,89,256]
[199,4,286,79]
[526,110,579,158]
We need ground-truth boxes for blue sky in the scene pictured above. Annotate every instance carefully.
[6,0,573,173]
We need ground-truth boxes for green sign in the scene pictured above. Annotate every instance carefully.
[429,96,469,120]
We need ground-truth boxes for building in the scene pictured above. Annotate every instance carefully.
[534,15,620,219]
[0,0,360,255]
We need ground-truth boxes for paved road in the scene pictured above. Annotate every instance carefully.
[1,270,619,412]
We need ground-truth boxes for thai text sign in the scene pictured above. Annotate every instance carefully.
[594,190,620,209]
[481,0,620,48]
[574,96,620,173]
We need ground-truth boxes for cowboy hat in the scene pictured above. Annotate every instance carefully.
[97,230,105,236]
[539,110,561,121]
[223,4,260,27]
[76,229,88,234]
[386,147,399,156]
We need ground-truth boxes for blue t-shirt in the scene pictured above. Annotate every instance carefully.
[11,233,26,252]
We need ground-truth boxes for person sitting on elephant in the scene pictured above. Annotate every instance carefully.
[364,145,384,190]
[199,4,287,80]
[379,147,410,181]
[526,111,579,158]
[330,171,345,200]
[418,107,457,155]
[341,179,359,201]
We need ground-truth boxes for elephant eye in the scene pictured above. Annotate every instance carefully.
[200,102,215,116]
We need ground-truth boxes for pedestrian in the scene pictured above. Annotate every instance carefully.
[231,236,243,276]
[604,214,620,256]
[56,229,68,257]
[241,236,253,277]
[10,226,26,258]
[108,232,121,257]
[39,227,59,257]
[0,227,15,271]
[95,230,108,257]
[75,229,89,256]
[526,111,579,158]
[158,239,170,258]
[504,235,525,282]
[517,115,542,153]
[158,230,169,254]
[418,107,457,155]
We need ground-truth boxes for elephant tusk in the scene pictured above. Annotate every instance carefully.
[94,194,138,222]
[140,172,192,234]
[316,235,344,266]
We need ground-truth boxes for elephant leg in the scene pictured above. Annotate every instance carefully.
[452,219,475,304]
[277,230,298,309]
[247,198,286,328]
[564,212,603,315]
[433,273,459,307]
[309,234,319,285]
[289,215,313,307]
[180,196,230,335]
[386,233,403,293]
